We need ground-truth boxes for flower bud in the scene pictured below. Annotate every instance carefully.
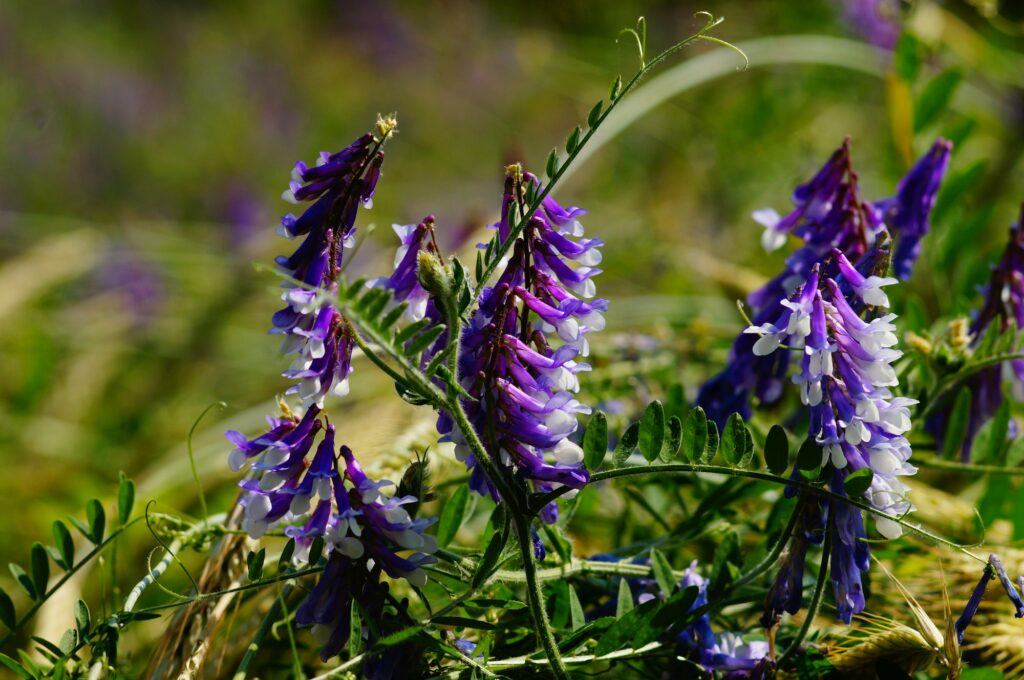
[417,249,452,300]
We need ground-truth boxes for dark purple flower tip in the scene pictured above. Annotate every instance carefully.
[881,138,953,280]
[956,561,995,643]
[990,554,1024,618]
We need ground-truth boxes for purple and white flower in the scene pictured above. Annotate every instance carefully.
[436,169,602,522]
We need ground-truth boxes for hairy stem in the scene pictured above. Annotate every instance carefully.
[514,516,570,680]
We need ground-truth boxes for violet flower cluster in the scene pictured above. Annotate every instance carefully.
[747,247,916,623]
[595,557,770,678]
[697,139,950,428]
[226,124,437,660]
[929,205,1024,461]
[436,168,604,523]
[675,562,773,678]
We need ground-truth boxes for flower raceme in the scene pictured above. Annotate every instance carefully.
[271,132,386,408]
[436,167,604,523]
[746,247,916,623]
[697,138,950,428]
[226,123,441,662]
[746,251,917,526]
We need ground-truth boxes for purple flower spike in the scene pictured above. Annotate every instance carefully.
[699,140,885,427]
[437,167,602,522]
[750,241,916,623]
[699,139,949,428]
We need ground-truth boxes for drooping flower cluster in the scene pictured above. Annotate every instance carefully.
[930,204,1024,461]
[676,563,773,678]
[436,168,604,523]
[747,247,916,623]
[697,139,950,428]
[226,123,438,662]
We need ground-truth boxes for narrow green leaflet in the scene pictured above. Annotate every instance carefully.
[639,400,665,462]
[914,68,962,132]
[52,521,74,570]
[471,531,504,589]
[118,472,135,525]
[86,499,105,545]
[650,548,675,597]
[74,600,90,637]
[246,548,265,582]
[613,422,640,465]
[582,411,608,471]
[663,415,683,461]
[568,584,585,631]
[616,576,634,617]
[682,407,708,463]
[29,543,48,597]
[0,589,15,629]
[703,420,720,464]
[9,564,36,601]
[796,437,822,472]
[436,485,471,547]
[721,413,751,465]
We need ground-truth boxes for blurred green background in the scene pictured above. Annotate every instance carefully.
[2,0,1023,564]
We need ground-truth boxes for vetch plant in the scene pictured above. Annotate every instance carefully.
[6,11,1024,680]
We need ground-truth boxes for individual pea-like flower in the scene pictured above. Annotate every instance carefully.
[929,205,1024,461]
[955,554,1024,643]
[291,443,437,661]
[874,138,952,280]
[697,139,949,429]
[370,215,443,323]
[747,246,916,623]
[435,168,602,522]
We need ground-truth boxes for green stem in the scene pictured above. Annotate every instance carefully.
[731,496,806,590]
[233,582,296,680]
[514,516,570,680]
[778,515,833,666]
[913,454,1024,476]
[443,376,567,677]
